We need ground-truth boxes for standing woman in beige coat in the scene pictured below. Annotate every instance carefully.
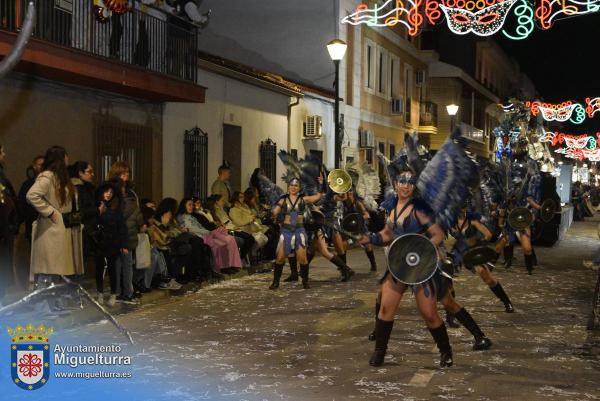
[27,146,84,287]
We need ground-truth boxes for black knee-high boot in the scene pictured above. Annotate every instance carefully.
[365,249,377,271]
[368,301,381,341]
[284,256,298,282]
[524,253,534,274]
[340,253,347,265]
[428,324,453,367]
[490,282,514,312]
[307,252,315,264]
[330,255,354,282]
[300,264,310,289]
[445,290,460,328]
[454,308,492,351]
[503,245,514,269]
[369,318,394,366]
[269,263,284,289]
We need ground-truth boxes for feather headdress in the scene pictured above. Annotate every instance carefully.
[345,161,381,211]
[417,128,479,231]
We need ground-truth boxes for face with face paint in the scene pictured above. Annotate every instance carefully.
[288,179,300,196]
[394,172,416,200]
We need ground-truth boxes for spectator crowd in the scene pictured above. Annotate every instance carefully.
[0,144,278,307]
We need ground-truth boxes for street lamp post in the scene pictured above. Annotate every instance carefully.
[327,39,347,168]
[446,103,459,133]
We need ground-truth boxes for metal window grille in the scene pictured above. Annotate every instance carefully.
[260,138,277,183]
[184,127,208,199]
[93,115,154,199]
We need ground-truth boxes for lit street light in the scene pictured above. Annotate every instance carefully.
[446,103,459,133]
[327,39,347,168]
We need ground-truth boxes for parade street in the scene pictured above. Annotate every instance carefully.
[72,217,600,401]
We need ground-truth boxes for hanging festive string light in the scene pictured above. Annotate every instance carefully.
[439,0,518,37]
[535,0,600,29]
[586,97,600,118]
[526,100,586,124]
[502,0,535,40]
[341,0,600,39]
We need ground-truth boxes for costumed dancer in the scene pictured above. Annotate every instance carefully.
[360,164,454,367]
[494,159,541,274]
[364,131,492,367]
[333,187,378,271]
[269,178,322,289]
[447,205,515,319]
[283,165,356,283]
[304,205,356,282]
[257,151,323,290]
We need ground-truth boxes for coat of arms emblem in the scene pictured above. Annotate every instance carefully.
[8,324,53,390]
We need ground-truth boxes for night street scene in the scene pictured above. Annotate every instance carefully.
[1,1,600,400]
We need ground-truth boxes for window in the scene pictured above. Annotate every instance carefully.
[389,56,401,98]
[376,46,388,95]
[364,39,376,91]
[389,144,396,160]
[378,141,386,182]
[404,65,413,124]
[404,65,413,100]
[94,116,155,199]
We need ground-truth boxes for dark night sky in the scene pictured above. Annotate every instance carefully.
[497,14,600,131]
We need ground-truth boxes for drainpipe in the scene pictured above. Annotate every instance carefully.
[287,96,301,152]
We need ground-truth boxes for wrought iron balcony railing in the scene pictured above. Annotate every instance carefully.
[419,101,438,127]
[0,1,198,82]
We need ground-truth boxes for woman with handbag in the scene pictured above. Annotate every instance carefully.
[69,161,106,273]
[108,161,145,303]
[27,146,84,290]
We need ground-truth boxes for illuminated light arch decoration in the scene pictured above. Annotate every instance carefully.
[439,0,519,36]
[586,97,600,118]
[540,130,600,161]
[526,100,586,124]
[536,0,600,29]
[502,0,535,40]
[341,0,600,40]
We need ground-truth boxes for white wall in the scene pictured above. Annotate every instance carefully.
[289,95,335,167]
[163,69,289,199]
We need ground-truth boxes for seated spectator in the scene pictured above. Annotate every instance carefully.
[229,191,269,249]
[244,188,278,260]
[142,199,181,290]
[197,196,251,265]
[177,198,241,274]
[150,198,221,283]
[206,194,255,264]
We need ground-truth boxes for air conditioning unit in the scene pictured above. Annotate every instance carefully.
[391,98,403,115]
[415,70,425,86]
[303,115,322,138]
[359,129,375,148]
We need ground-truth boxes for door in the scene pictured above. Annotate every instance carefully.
[223,124,242,192]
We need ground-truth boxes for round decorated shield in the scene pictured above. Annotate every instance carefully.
[540,199,557,223]
[463,246,497,267]
[508,207,533,230]
[305,209,325,232]
[341,213,365,234]
[367,210,386,233]
[387,234,439,285]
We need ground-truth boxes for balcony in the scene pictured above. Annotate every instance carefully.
[0,1,204,102]
[418,101,438,135]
